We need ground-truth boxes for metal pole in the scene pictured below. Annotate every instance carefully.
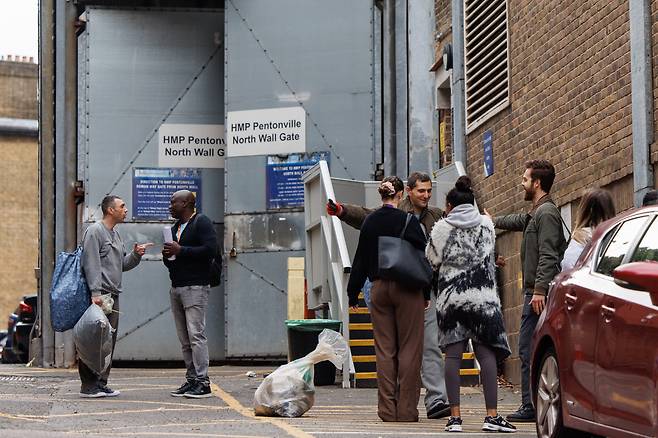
[383,0,397,176]
[451,0,467,167]
[629,0,655,206]
[38,0,56,368]
[53,0,79,368]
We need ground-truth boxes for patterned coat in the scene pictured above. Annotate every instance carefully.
[425,208,511,360]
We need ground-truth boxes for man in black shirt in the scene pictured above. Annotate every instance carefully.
[163,190,217,398]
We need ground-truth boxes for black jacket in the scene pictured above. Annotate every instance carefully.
[347,206,428,306]
[163,214,217,287]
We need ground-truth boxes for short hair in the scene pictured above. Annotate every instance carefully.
[407,171,431,189]
[642,190,658,206]
[101,195,121,215]
[525,159,555,193]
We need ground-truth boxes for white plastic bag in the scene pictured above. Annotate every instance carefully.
[254,329,348,417]
[73,304,114,375]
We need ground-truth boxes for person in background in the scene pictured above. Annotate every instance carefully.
[328,172,450,419]
[426,176,515,433]
[347,176,429,422]
[80,195,152,398]
[642,189,658,206]
[485,159,567,422]
[561,188,615,271]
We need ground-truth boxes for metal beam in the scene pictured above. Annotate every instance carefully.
[450,0,466,167]
[629,0,655,206]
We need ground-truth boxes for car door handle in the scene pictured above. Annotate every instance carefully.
[601,304,615,322]
[565,292,577,310]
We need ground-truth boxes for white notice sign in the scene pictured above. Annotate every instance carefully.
[227,106,306,157]
[158,124,225,168]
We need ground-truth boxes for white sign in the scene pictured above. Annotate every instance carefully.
[158,124,225,168]
[227,106,306,157]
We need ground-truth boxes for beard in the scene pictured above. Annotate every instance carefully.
[524,187,534,201]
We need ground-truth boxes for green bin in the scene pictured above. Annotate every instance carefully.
[285,319,342,386]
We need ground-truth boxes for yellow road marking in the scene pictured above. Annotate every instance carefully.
[74,419,259,434]
[0,411,46,423]
[349,323,373,330]
[0,395,230,411]
[210,383,313,438]
[352,355,376,362]
[349,339,374,347]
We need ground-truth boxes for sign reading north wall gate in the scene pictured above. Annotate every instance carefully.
[227,106,306,157]
[158,124,225,168]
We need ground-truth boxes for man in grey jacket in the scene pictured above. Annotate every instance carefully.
[486,160,566,422]
[79,195,151,398]
[328,172,450,420]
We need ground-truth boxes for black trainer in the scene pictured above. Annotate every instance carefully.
[98,385,120,397]
[506,405,535,422]
[183,381,212,399]
[483,415,517,433]
[171,381,195,397]
[79,386,107,398]
[427,402,452,419]
[445,416,463,432]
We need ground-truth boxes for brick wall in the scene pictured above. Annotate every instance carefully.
[0,61,38,119]
[0,136,38,320]
[456,0,634,383]
[0,60,38,321]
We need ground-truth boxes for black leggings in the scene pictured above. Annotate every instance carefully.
[444,340,498,409]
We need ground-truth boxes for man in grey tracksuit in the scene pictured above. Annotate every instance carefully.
[328,172,450,419]
[80,195,151,398]
[487,160,567,422]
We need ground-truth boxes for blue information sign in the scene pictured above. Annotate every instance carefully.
[266,152,330,209]
[483,130,494,177]
[133,168,202,220]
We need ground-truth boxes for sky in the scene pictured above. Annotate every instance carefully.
[0,1,38,61]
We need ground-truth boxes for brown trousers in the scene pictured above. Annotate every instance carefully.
[370,279,425,422]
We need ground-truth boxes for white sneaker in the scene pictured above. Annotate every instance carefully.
[445,416,463,432]
[482,415,517,433]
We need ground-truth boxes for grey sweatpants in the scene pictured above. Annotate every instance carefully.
[170,285,210,384]
[422,292,448,410]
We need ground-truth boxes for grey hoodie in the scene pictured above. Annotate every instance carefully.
[444,203,482,229]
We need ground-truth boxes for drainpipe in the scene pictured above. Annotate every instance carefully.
[383,0,397,176]
[39,0,56,367]
[451,0,467,167]
[629,0,655,206]
[53,0,79,368]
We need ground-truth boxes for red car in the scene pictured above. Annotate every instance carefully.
[531,205,658,438]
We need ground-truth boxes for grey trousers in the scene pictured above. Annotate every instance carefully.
[79,294,119,391]
[170,285,210,384]
[422,292,448,410]
[519,293,540,408]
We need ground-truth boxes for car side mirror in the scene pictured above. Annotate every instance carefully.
[613,262,658,305]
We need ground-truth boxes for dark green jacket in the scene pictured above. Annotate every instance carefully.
[494,195,567,295]
[340,197,444,238]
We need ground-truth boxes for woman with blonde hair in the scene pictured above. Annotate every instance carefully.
[561,188,615,271]
[347,176,429,422]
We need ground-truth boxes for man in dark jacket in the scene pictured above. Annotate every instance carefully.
[486,160,567,422]
[328,172,450,420]
[163,190,217,398]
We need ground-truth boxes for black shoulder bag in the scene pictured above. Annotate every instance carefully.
[377,213,433,289]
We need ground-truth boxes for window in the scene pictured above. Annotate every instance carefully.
[596,217,649,277]
[631,217,658,262]
[464,0,510,131]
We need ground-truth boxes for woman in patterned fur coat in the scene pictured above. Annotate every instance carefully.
[425,175,515,434]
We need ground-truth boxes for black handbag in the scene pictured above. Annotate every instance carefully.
[377,213,432,289]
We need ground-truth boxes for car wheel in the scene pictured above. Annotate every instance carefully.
[535,348,565,438]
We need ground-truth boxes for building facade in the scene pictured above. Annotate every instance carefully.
[0,58,39,321]
[433,0,657,382]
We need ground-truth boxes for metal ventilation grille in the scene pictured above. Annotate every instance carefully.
[464,0,510,130]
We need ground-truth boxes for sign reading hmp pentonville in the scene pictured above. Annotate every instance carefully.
[227,107,306,157]
[158,124,225,168]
